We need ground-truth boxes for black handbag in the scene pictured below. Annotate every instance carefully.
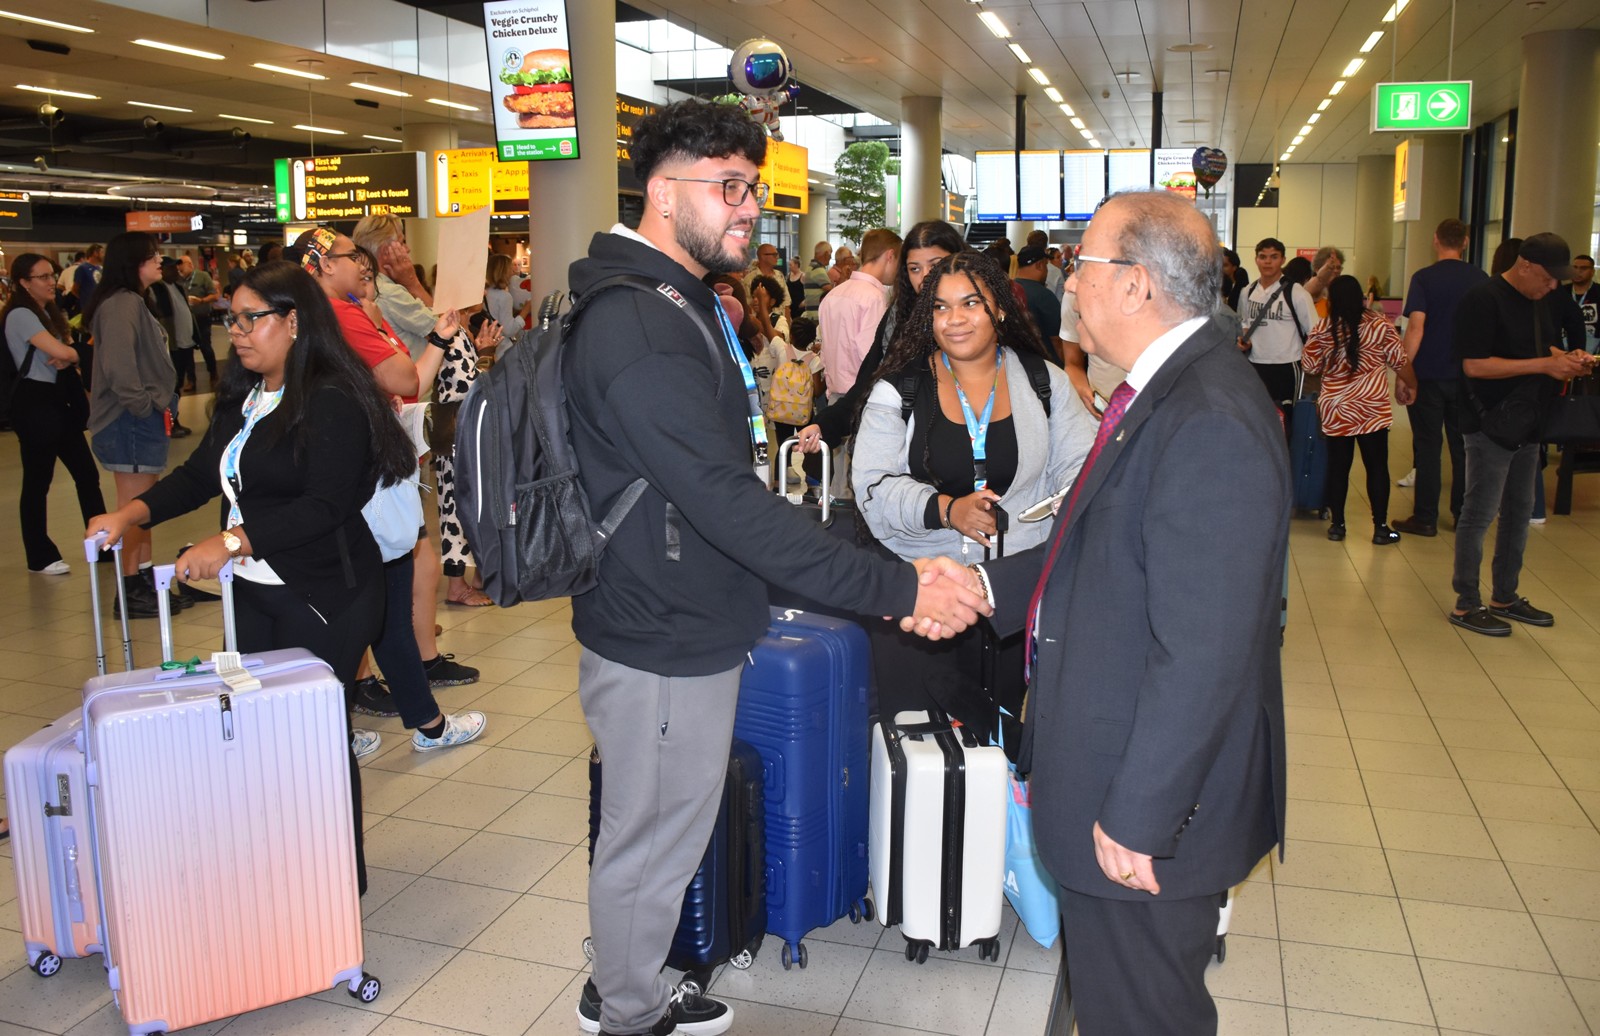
[1540,386,1600,444]
[426,399,461,457]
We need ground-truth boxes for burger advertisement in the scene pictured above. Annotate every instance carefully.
[483,0,580,161]
[1152,147,1198,201]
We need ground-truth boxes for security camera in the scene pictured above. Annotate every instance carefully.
[32,154,48,172]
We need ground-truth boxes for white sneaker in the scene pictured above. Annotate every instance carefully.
[29,560,70,575]
[1397,468,1416,488]
[351,728,382,759]
[1530,516,1547,526]
[412,711,487,752]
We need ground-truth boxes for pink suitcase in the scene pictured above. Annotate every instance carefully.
[3,536,139,977]
[80,554,381,1034]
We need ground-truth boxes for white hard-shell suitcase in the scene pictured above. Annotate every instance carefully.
[3,535,140,977]
[81,559,380,1035]
[869,710,1007,963]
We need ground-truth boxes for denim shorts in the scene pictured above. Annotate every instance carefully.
[91,409,169,474]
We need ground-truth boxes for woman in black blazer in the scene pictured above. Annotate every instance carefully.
[87,260,415,894]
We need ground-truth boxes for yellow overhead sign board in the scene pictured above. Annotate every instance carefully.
[433,148,530,217]
[757,139,809,215]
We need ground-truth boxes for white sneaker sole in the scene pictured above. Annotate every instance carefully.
[411,715,488,752]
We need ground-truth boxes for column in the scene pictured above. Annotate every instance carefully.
[798,198,829,257]
[900,95,943,231]
[526,0,618,299]
[1353,153,1396,293]
[1510,30,1600,242]
[400,122,459,279]
[1402,135,1462,288]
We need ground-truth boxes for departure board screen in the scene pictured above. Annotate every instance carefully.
[1017,150,1061,221]
[1062,150,1106,220]
[1107,149,1151,194]
[975,150,1017,221]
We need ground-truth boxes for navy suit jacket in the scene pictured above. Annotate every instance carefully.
[987,315,1290,901]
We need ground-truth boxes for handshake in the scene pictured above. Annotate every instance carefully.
[896,557,993,640]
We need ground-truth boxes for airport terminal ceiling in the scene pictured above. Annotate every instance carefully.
[0,0,1596,201]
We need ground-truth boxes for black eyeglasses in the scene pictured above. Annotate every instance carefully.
[662,177,770,207]
[222,308,285,334]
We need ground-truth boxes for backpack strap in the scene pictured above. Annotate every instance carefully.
[566,274,727,398]
[1014,348,1052,417]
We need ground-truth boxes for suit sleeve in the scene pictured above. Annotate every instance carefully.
[1098,408,1283,858]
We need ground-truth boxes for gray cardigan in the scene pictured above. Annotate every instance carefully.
[852,349,1097,560]
[88,290,174,436]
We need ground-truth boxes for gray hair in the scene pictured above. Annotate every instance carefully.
[1312,245,1344,267]
[1107,189,1221,320]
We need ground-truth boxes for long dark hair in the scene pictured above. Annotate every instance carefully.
[1490,238,1523,278]
[889,221,970,334]
[1282,255,1314,287]
[83,232,157,323]
[1326,275,1366,372]
[2,253,70,342]
[217,261,414,486]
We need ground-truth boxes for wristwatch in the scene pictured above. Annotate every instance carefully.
[222,528,244,558]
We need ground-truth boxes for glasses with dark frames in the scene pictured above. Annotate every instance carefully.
[222,308,286,334]
[662,177,771,207]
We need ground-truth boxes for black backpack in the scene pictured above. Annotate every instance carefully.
[454,275,723,605]
[896,347,1053,421]
[0,338,37,423]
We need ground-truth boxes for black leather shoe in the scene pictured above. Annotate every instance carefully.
[1489,597,1554,627]
[1372,524,1401,545]
[1392,516,1436,537]
[170,422,192,439]
[1327,523,1346,541]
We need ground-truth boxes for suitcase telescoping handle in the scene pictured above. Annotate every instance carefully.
[152,561,238,663]
[776,436,830,525]
[83,532,134,675]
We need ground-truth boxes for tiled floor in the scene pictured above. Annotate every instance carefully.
[2,389,1599,1035]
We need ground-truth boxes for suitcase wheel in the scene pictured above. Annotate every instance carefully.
[979,938,1002,962]
[904,939,930,965]
[1215,934,1227,963]
[348,972,382,1003]
[780,942,808,970]
[730,949,755,970]
[32,952,62,978]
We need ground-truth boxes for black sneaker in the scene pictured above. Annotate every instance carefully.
[580,979,733,1036]
[350,676,400,717]
[141,568,191,612]
[1489,597,1554,627]
[1450,607,1512,637]
[423,653,479,687]
[114,576,161,619]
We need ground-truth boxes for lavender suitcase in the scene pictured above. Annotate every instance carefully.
[82,550,380,1034]
[2,536,138,977]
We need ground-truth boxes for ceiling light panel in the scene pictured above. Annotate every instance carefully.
[16,83,99,99]
[1342,58,1365,78]
[1028,68,1049,85]
[1317,99,1331,111]
[427,98,478,111]
[255,62,326,80]
[350,81,411,98]
[133,38,224,60]
[1058,102,1075,117]
[1044,87,1063,103]
[220,113,274,124]
[1329,80,1346,95]
[0,10,92,32]
[1360,31,1384,53]
[293,123,344,134]
[977,11,1010,38]
[1008,43,1031,63]
[1079,128,1094,139]
[129,101,192,112]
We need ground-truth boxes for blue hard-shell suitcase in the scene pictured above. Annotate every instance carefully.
[1289,398,1328,511]
[735,607,874,970]
[586,740,766,989]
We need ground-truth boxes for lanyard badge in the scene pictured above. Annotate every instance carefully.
[942,349,1002,491]
[712,303,770,472]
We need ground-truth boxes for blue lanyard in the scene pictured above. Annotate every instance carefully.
[221,385,283,526]
[942,349,1001,491]
[712,302,770,467]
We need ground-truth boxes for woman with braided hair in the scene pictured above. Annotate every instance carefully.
[852,250,1096,747]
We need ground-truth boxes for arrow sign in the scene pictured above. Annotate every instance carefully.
[1427,90,1459,121]
[1373,81,1472,132]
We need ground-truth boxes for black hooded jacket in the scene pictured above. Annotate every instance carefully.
[564,230,916,676]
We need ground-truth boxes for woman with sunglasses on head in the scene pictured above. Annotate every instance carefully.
[86,260,418,896]
[4,252,105,576]
[852,250,1096,746]
[84,232,176,618]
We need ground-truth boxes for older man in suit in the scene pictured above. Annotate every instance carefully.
[961,190,1289,1033]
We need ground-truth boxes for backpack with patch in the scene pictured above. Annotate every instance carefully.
[764,351,813,426]
[454,275,723,605]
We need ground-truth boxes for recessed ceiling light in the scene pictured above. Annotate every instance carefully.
[1382,0,1409,21]
[1028,68,1049,85]
[1167,42,1212,53]
[255,62,326,80]
[1044,87,1063,103]
[1178,117,1207,124]
[1279,151,1291,161]
[1359,31,1385,53]
[1317,99,1331,111]
[16,83,98,99]
[1058,102,1075,117]
[1342,58,1365,78]
[1087,139,1101,148]
[427,98,478,111]
[1299,124,1313,135]
[1501,136,1510,143]
[350,81,411,98]
[1070,117,1085,129]
[1292,135,1305,145]
[0,10,91,32]
[1205,68,1230,77]
[1008,43,1032,63]
[133,38,224,60]
[129,101,192,112]
[977,11,1010,38]
[1329,80,1347,95]
[363,134,403,143]
[219,113,274,124]
[1114,70,1141,82]
[293,123,344,134]
[1079,128,1094,139]
[1307,113,1321,124]
[834,55,876,64]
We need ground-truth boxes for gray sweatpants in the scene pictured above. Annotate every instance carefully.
[579,648,742,1034]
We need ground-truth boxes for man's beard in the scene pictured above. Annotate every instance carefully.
[676,205,749,275]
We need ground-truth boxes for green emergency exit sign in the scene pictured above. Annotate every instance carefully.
[1372,81,1472,132]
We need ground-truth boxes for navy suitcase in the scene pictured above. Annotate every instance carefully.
[1289,398,1328,512]
[586,741,766,989]
[735,608,874,969]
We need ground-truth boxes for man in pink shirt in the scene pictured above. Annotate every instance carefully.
[819,227,901,401]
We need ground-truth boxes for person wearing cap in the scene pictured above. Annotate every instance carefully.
[1015,244,1063,362]
[1448,233,1594,637]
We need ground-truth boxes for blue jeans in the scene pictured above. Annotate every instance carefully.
[1452,432,1538,612]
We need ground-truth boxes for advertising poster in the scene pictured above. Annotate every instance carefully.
[483,0,579,161]
[1152,148,1197,200]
